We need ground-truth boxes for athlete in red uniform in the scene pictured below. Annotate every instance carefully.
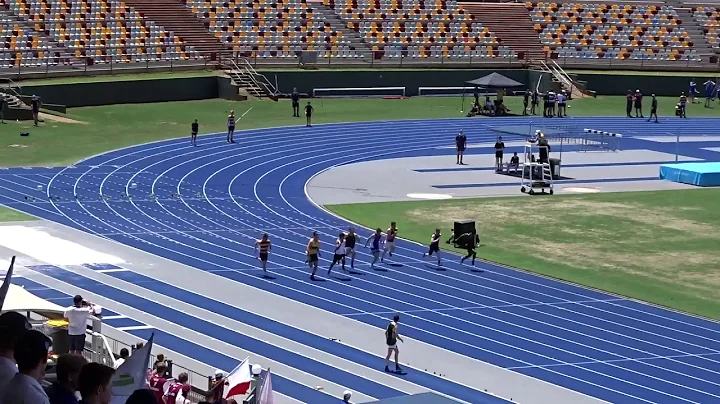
[148,363,168,404]
[164,373,191,404]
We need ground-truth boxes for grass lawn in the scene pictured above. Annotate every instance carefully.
[327,188,720,320]
[1,94,718,167]
[0,206,37,222]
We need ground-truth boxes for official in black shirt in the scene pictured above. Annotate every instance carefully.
[494,136,505,172]
[626,90,634,117]
[538,135,550,164]
[31,95,41,126]
[190,119,199,146]
[291,88,300,117]
[523,90,530,115]
[531,91,539,115]
[647,94,658,123]
[455,130,467,165]
[304,101,314,127]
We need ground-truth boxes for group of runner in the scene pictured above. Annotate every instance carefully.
[253,222,402,279]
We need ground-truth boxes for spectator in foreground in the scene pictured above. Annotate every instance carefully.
[115,348,129,368]
[64,295,96,356]
[0,311,32,391]
[47,354,87,404]
[125,388,157,404]
[0,329,52,404]
[148,362,168,404]
[78,362,115,404]
[342,390,353,403]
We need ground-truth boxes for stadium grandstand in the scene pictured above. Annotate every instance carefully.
[1,0,720,74]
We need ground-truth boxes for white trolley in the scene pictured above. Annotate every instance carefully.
[520,141,554,195]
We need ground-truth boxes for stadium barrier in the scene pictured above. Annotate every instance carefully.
[312,86,406,98]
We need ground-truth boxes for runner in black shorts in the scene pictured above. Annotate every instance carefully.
[305,101,314,127]
[328,232,346,275]
[385,314,403,373]
[191,119,199,146]
[254,233,271,275]
[422,228,442,266]
[306,231,321,280]
[344,227,357,269]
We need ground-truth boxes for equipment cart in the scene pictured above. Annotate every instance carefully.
[520,141,554,195]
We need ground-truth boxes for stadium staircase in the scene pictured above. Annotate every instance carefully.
[122,0,224,54]
[461,2,544,60]
[316,5,371,54]
[223,58,279,100]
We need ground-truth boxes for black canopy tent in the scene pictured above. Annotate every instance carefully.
[461,72,525,113]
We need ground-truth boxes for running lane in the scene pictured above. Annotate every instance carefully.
[2,117,720,404]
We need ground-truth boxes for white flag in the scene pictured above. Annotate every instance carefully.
[0,256,15,312]
[110,333,154,404]
[257,368,273,404]
[224,357,252,399]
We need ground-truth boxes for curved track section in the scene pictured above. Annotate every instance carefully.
[3,117,720,404]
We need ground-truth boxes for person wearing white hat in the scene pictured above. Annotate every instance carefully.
[342,390,352,403]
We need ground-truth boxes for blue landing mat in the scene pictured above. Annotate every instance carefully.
[659,162,720,186]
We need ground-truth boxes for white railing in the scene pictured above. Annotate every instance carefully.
[229,58,278,98]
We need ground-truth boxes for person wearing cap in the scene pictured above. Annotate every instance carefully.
[634,89,644,118]
[0,329,52,404]
[342,390,352,403]
[64,295,96,356]
[209,369,225,404]
[46,354,87,404]
[0,311,32,391]
[77,362,115,404]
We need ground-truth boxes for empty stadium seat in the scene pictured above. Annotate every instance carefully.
[182,0,361,60]
[527,2,698,61]
[0,0,199,68]
[692,6,720,49]
[324,0,514,60]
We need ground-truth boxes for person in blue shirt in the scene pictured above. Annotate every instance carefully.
[46,354,88,404]
[704,79,716,108]
[689,79,698,104]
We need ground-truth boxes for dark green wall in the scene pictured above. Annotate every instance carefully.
[261,69,532,96]
[14,70,705,107]
[575,73,702,97]
[19,76,219,107]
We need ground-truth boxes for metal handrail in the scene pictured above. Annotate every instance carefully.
[229,57,279,98]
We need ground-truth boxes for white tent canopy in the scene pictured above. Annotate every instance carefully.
[1,284,65,319]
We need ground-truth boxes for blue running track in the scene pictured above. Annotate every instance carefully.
[2,116,720,404]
